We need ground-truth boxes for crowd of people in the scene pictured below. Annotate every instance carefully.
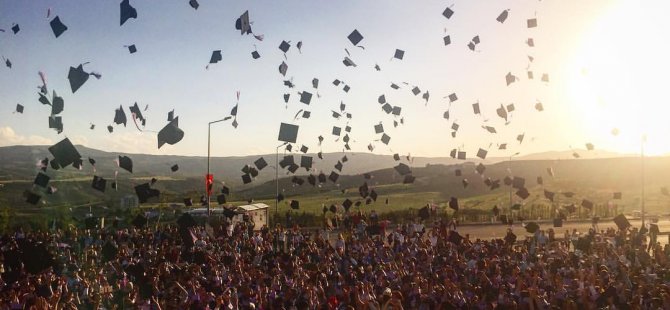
[1,211,669,309]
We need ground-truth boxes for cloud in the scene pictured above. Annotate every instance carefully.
[0,126,53,146]
[90,131,159,155]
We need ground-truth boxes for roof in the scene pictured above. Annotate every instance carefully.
[236,203,270,211]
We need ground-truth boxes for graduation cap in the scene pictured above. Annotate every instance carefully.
[107,125,114,133]
[476,163,486,174]
[278,123,299,143]
[11,24,19,34]
[392,153,400,161]
[516,187,530,199]
[403,175,416,184]
[127,44,137,53]
[33,172,50,188]
[411,86,421,95]
[50,16,68,38]
[527,18,537,28]
[496,9,509,23]
[241,174,252,184]
[253,157,267,170]
[279,40,290,53]
[290,200,300,209]
[496,104,508,121]
[300,156,313,170]
[171,164,179,172]
[48,138,81,168]
[505,72,517,86]
[251,50,260,59]
[236,10,251,35]
[117,155,133,173]
[348,29,363,45]
[448,197,459,211]
[394,163,411,176]
[418,206,430,220]
[15,104,24,113]
[342,199,353,212]
[113,105,127,124]
[209,50,222,65]
[312,78,319,89]
[476,148,488,159]
[443,35,451,46]
[342,57,357,67]
[158,117,184,148]
[527,71,534,79]
[457,151,466,160]
[279,61,288,76]
[581,199,594,210]
[48,116,63,133]
[448,93,458,103]
[120,0,138,26]
[134,183,159,203]
[332,126,341,136]
[613,214,631,230]
[328,171,339,183]
[393,49,405,60]
[374,123,384,134]
[380,133,391,145]
[524,222,539,233]
[307,174,316,186]
[91,176,107,192]
[472,102,481,115]
[442,6,454,19]
[51,91,64,114]
[68,65,91,93]
[300,91,313,104]
[535,102,544,111]
[189,0,199,9]
[318,172,327,183]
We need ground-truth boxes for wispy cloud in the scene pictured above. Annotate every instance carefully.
[0,126,52,146]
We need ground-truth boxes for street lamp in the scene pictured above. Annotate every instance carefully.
[507,152,520,218]
[207,117,231,220]
[275,142,288,223]
[641,134,647,227]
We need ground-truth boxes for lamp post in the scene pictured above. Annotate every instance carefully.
[275,142,288,224]
[207,118,229,220]
[508,152,520,218]
[641,134,647,227]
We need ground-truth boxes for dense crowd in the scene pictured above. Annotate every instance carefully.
[0,212,669,309]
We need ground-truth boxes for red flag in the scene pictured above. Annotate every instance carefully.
[206,174,213,195]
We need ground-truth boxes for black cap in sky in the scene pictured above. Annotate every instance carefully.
[118,155,133,173]
[279,40,290,53]
[442,6,454,19]
[134,183,159,203]
[476,148,488,159]
[403,175,415,184]
[91,175,107,192]
[127,44,137,54]
[48,138,81,169]
[300,91,313,104]
[114,105,127,126]
[15,104,23,113]
[50,16,68,38]
[516,187,530,199]
[171,164,179,172]
[48,116,63,133]
[209,50,222,65]
[496,10,509,23]
[68,65,91,93]
[51,91,64,115]
[300,155,313,170]
[329,171,339,183]
[11,24,19,34]
[120,0,138,26]
[158,117,184,148]
[33,172,50,188]
[525,222,539,233]
[394,163,411,176]
[527,18,537,28]
[348,29,363,46]
[235,11,251,35]
[254,157,267,170]
[393,49,404,60]
[278,122,299,143]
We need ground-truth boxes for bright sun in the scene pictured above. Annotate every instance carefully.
[566,0,670,156]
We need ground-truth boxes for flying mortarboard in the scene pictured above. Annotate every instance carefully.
[403,175,416,184]
[189,0,199,9]
[33,172,50,188]
[394,163,411,176]
[475,163,486,174]
[91,176,107,192]
[449,197,459,210]
[158,117,184,148]
[278,123,299,143]
[512,177,525,189]
[236,11,251,35]
[118,155,133,173]
[393,49,405,60]
[613,214,631,230]
[251,50,260,59]
[68,65,92,93]
[279,40,290,53]
[279,61,288,76]
[300,156,313,170]
[48,138,81,169]
[496,10,509,23]
[442,6,454,19]
[457,151,466,160]
[476,148,488,159]
[209,50,222,65]
[527,18,537,28]
[114,105,127,126]
[505,72,517,86]
[48,116,63,133]
[329,171,339,183]
[171,164,179,172]
[300,91,313,104]
[443,35,451,46]
[120,0,138,26]
[16,104,24,113]
[134,183,159,203]
[241,174,252,184]
[50,16,68,38]
[11,24,19,34]
[348,29,363,46]
[127,44,137,53]
[51,91,64,114]
[380,133,391,145]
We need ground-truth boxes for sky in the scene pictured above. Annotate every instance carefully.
[1,0,669,158]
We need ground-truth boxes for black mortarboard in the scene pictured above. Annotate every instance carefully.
[393,153,400,161]
[189,0,199,9]
[279,61,288,76]
[241,174,252,184]
[278,122,299,143]
[318,172,327,183]
[581,199,593,210]
[342,57,357,67]
[332,126,341,136]
[120,0,138,26]
[254,157,267,170]
[290,200,299,209]
[516,187,530,199]
[279,40,290,53]
[451,122,459,131]
[506,104,515,112]
[393,49,404,60]
[291,176,304,185]
[535,102,543,111]
[442,6,454,19]
[236,11,251,35]
[449,197,459,210]
[127,44,137,53]
[496,104,508,121]
[525,222,539,233]
[411,86,421,95]
[403,175,415,184]
[300,156,313,170]
[447,93,458,103]
[553,218,563,227]
[394,163,411,176]
[450,149,457,158]
[476,148,488,159]
[48,116,63,133]
[114,105,127,126]
[348,29,363,45]
[312,78,319,89]
[381,133,391,145]
[11,24,19,34]
[457,151,466,160]
[171,164,179,172]
[209,50,222,65]
[334,161,343,172]
[91,175,107,192]
[613,214,631,230]
[118,155,133,173]
[527,18,537,28]
[505,72,516,86]
[33,172,50,188]
[134,183,159,203]
[68,65,90,93]
[329,171,339,183]
[16,104,24,113]
[443,35,451,46]
[251,50,260,59]
[496,10,509,23]
[49,138,80,168]
[38,93,50,105]
[158,117,184,148]
[418,206,430,219]
[107,125,114,133]
[374,123,384,134]
[382,104,393,114]
[317,151,323,159]
[216,194,226,205]
[24,190,41,205]
[300,91,312,105]
[475,163,486,174]
[392,106,401,115]
[512,177,525,189]
[50,16,68,38]
[528,71,534,79]
[526,38,535,47]
[51,91,64,114]
[287,163,299,173]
